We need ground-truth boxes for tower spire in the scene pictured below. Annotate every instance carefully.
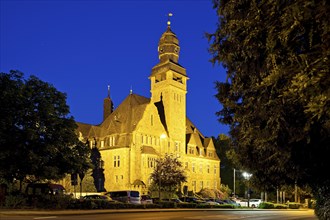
[167,13,173,27]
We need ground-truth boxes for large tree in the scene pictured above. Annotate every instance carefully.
[208,0,329,218]
[0,70,91,187]
[150,154,187,199]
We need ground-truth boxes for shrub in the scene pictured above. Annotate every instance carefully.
[314,184,330,220]
[274,204,287,209]
[196,203,213,208]
[28,195,73,209]
[158,201,176,208]
[219,204,235,209]
[4,195,27,208]
[176,203,196,208]
[259,202,275,209]
[287,202,302,209]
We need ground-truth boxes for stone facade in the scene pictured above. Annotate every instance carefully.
[77,22,220,195]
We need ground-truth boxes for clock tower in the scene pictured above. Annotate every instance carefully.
[149,18,188,154]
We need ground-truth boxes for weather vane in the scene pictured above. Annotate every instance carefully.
[167,12,173,26]
[107,85,110,98]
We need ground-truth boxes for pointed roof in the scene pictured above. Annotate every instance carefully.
[77,122,102,137]
[157,21,180,64]
[77,93,150,138]
[100,93,150,135]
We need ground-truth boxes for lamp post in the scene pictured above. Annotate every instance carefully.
[158,170,163,202]
[233,168,236,197]
[242,172,252,207]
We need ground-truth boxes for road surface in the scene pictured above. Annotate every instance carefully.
[1,209,317,220]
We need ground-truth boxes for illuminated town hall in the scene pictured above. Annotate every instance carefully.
[76,20,221,194]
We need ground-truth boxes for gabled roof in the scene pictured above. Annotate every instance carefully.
[77,94,211,151]
[77,93,150,138]
[100,93,149,135]
[76,122,102,137]
[204,138,212,149]
[186,132,204,148]
[186,118,204,139]
[141,146,158,155]
[186,118,216,151]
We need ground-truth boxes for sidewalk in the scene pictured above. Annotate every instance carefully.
[0,209,157,216]
[0,208,313,216]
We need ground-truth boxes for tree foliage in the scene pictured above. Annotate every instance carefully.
[214,134,234,188]
[150,154,187,194]
[208,0,329,218]
[90,145,105,192]
[0,70,91,184]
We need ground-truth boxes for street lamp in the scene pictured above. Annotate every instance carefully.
[233,169,236,197]
[242,172,252,207]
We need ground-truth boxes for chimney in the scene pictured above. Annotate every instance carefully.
[103,85,113,121]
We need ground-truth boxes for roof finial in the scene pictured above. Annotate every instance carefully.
[167,12,173,26]
[130,86,133,95]
[107,85,110,98]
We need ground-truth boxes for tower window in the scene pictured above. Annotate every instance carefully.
[114,156,120,167]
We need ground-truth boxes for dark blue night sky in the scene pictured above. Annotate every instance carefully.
[0,0,229,137]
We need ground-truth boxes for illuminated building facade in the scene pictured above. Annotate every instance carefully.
[77,20,220,194]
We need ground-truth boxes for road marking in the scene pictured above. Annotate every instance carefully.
[34,217,57,219]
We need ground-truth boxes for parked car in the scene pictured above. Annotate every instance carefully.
[180,196,205,204]
[82,194,114,202]
[237,198,262,208]
[25,183,65,196]
[141,195,153,204]
[203,199,220,205]
[105,190,141,204]
[223,199,241,207]
[162,198,185,203]
[170,198,185,203]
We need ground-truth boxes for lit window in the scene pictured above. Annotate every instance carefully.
[114,156,120,167]
[192,181,196,192]
[175,142,179,151]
